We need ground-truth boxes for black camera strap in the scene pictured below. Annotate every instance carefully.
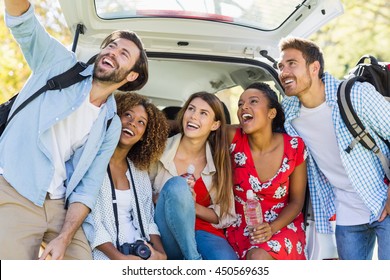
[107,160,147,250]
[126,160,147,239]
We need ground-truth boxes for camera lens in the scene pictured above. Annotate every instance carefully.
[135,243,151,259]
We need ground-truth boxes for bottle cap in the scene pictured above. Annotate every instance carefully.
[187,164,195,174]
[246,189,255,199]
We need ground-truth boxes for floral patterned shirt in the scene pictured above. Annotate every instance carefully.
[226,129,307,260]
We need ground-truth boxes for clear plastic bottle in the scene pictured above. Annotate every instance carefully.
[244,189,263,244]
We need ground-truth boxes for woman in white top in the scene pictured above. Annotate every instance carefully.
[83,92,169,260]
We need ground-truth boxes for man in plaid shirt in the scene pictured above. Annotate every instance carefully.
[277,37,390,260]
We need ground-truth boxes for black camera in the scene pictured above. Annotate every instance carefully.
[119,240,151,259]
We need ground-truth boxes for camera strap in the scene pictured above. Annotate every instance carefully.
[107,160,147,250]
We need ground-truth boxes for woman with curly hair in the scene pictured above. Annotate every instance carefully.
[150,92,237,260]
[83,91,169,260]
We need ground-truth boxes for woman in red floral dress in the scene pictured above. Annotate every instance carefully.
[226,82,307,260]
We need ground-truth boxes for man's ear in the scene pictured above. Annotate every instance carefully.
[126,71,139,82]
[211,120,221,131]
[311,61,320,76]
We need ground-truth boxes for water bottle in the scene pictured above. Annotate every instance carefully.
[181,164,195,186]
[244,189,263,244]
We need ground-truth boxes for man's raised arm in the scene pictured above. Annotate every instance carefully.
[4,0,30,16]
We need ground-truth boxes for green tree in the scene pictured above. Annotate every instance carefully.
[0,0,71,103]
[310,0,390,78]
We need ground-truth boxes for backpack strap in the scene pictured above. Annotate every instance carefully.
[6,61,90,127]
[337,78,390,184]
[356,55,378,65]
[106,115,114,131]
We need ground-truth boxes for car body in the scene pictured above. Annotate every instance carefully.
[58,0,344,259]
[58,0,343,123]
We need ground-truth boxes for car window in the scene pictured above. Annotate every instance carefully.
[95,0,303,30]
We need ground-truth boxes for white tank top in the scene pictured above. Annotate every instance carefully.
[116,189,142,244]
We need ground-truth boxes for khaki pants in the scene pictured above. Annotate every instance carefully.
[0,176,92,260]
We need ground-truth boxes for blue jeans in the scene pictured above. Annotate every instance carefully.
[336,216,390,260]
[155,176,202,260]
[196,230,238,260]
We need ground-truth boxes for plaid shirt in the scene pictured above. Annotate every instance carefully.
[282,72,390,234]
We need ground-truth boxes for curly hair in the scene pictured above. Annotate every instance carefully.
[115,91,169,170]
[176,92,234,219]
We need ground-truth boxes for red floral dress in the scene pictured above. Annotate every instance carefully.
[226,129,307,260]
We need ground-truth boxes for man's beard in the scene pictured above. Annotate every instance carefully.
[285,70,312,97]
[93,54,130,84]
[298,69,313,95]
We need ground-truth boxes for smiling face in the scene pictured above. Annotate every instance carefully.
[237,88,276,135]
[93,38,141,84]
[277,48,314,98]
[119,104,148,148]
[182,97,220,139]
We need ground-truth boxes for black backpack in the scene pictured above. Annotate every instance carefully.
[337,55,390,185]
[0,62,90,137]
